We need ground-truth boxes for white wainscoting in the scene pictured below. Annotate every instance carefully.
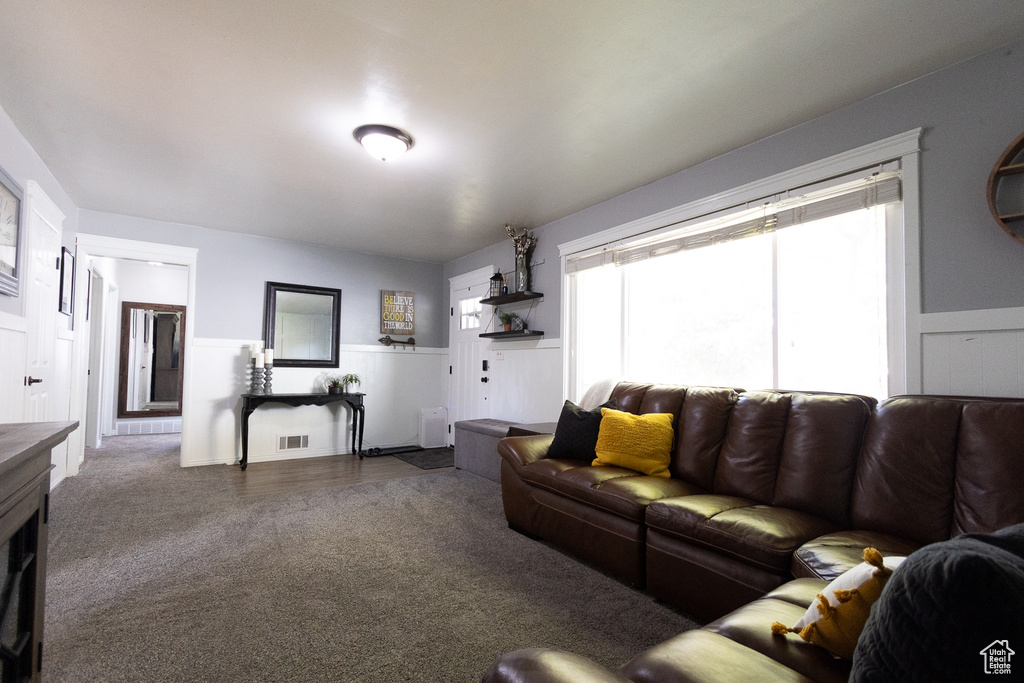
[51,334,73,488]
[0,311,27,423]
[920,307,1024,398]
[182,339,447,467]
[486,338,563,423]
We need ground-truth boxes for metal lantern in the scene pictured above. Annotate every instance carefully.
[489,271,504,298]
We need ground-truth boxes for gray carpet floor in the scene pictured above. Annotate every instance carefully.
[45,434,698,682]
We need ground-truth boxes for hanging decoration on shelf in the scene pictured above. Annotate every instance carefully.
[988,130,1024,245]
[505,224,536,293]
[489,271,504,298]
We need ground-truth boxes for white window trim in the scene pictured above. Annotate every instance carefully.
[560,128,923,401]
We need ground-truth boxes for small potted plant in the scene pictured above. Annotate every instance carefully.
[498,310,514,332]
[324,373,361,394]
[325,376,345,395]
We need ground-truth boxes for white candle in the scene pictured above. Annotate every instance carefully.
[254,352,265,368]
[264,348,274,365]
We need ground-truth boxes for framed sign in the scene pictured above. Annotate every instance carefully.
[380,290,415,335]
[0,165,23,297]
[59,247,75,315]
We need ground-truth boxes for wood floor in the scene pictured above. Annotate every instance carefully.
[232,453,452,499]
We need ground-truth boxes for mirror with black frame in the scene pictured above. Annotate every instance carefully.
[263,281,341,368]
[118,301,186,418]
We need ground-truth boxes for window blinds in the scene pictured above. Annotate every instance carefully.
[566,169,901,273]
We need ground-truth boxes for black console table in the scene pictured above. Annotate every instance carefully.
[240,392,365,470]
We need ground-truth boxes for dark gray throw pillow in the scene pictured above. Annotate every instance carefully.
[546,399,616,461]
[851,522,1024,682]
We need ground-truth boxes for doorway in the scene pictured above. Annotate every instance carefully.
[75,234,197,467]
[448,266,494,445]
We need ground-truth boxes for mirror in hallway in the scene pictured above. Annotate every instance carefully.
[118,301,186,418]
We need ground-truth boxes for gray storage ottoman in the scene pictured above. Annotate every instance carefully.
[454,419,556,482]
[453,419,517,482]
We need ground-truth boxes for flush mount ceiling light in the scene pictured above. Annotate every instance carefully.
[353,124,415,161]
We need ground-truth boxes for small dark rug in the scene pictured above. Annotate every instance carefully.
[393,446,455,469]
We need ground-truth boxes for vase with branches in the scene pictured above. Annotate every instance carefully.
[505,224,536,293]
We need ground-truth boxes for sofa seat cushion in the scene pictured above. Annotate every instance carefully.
[646,495,840,573]
[519,461,702,522]
[791,530,921,581]
[483,648,633,683]
[701,580,851,683]
[591,476,706,521]
[520,460,640,493]
[619,630,816,683]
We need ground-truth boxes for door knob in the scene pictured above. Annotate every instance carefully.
[480,377,489,383]
[26,376,43,385]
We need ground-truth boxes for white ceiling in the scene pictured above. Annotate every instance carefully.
[2,1,1024,264]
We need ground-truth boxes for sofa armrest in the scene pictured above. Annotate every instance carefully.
[482,648,632,683]
[497,434,555,469]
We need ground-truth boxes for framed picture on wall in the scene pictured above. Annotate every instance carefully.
[59,247,74,315]
[0,165,23,297]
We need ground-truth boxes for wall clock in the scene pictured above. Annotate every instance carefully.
[988,131,1024,246]
[0,165,22,297]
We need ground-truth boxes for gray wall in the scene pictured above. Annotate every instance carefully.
[444,38,1024,344]
[78,211,445,346]
[0,105,80,317]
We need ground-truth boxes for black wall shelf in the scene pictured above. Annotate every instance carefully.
[479,330,544,340]
[480,290,544,339]
[480,291,543,306]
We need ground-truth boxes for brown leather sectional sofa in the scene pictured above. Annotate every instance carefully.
[486,383,1024,681]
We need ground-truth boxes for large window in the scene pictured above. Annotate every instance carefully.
[567,167,900,401]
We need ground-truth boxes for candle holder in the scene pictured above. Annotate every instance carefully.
[264,364,273,394]
[251,363,266,395]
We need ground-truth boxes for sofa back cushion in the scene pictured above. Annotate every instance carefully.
[772,394,873,526]
[671,386,740,487]
[636,384,687,418]
[851,397,961,545]
[608,382,654,416]
[713,391,791,503]
[953,401,1024,536]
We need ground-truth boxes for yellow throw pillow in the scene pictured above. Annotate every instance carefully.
[592,408,674,477]
[771,548,903,660]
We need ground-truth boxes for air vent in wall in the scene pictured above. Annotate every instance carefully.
[278,435,310,451]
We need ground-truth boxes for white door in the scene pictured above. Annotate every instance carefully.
[448,277,492,444]
[23,190,62,423]
[85,269,105,448]
[100,283,120,436]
